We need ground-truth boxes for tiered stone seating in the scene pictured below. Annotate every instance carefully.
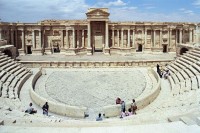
[0,52,31,99]
[166,48,200,96]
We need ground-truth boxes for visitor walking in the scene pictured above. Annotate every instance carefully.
[42,102,49,116]
[131,99,137,114]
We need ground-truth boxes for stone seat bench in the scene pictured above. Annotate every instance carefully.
[192,49,200,55]
[190,52,200,59]
[1,72,11,83]
[186,53,200,61]
[171,63,182,72]
[182,55,197,63]
[17,70,29,79]
[0,58,8,63]
[1,84,8,98]
[9,66,21,74]
[5,63,18,73]
[1,61,15,70]
[13,67,26,77]
[13,73,31,99]
[0,70,6,79]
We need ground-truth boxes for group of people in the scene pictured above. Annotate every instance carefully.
[157,64,170,79]
[25,102,49,116]
[116,98,137,118]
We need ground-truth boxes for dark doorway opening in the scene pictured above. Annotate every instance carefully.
[27,46,32,54]
[163,45,167,53]
[180,47,188,55]
[136,44,142,52]
[53,44,60,53]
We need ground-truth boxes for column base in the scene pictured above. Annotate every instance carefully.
[32,49,43,55]
[104,47,110,55]
[43,48,52,55]
[65,48,76,55]
[18,49,25,56]
[87,47,92,55]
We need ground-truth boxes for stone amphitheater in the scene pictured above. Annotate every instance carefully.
[1,8,200,133]
[0,47,200,133]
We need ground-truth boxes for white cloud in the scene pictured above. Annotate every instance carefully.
[107,0,127,7]
[179,8,194,15]
[193,0,200,6]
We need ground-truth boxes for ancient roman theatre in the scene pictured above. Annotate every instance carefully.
[0,8,200,133]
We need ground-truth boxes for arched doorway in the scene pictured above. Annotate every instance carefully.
[163,45,167,53]
[136,44,142,52]
[27,46,32,54]
[3,49,12,58]
[180,47,188,55]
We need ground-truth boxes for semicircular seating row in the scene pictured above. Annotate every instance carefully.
[168,49,200,95]
[0,52,31,99]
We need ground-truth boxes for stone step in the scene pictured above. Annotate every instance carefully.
[180,116,197,125]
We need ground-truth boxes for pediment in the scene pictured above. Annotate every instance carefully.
[86,8,110,19]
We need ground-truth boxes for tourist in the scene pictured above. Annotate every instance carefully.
[42,102,49,116]
[163,69,170,79]
[157,64,162,78]
[120,101,126,118]
[116,97,121,104]
[25,103,37,114]
[96,113,103,121]
[126,108,132,116]
[131,99,137,115]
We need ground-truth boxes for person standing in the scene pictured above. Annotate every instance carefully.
[96,113,103,121]
[42,102,49,116]
[131,99,137,114]
[25,103,37,114]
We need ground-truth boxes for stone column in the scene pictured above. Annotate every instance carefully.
[61,30,64,48]
[169,29,172,47]
[77,29,80,48]
[132,29,135,48]
[39,29,42,48]
[189,29,193,43]
[160,29,162,47]
[153,29,156,47]
[128,29,130,48]
[105,21,109,48]
[121,28,124,48]
[0,28,2,40]
[82,30,84,48]
[72,28,75,48]
[15,30,18,48]
[87,22,91,49]
[65,29,69,48]
[112,28,115,47]
[144,28,147,48]
[11,29,14,45]
[21,29,25,50]
[32,30,35,49]
[117,30,120,47]
[179,29,182,44]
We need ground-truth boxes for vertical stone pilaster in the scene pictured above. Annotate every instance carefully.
[153,29,156,47]
[65,29,69,48]
[39,29,42,48]
[169,29,172,47]
[128,29,130,48]
[132,29,135,48]
[112,28,115,47]
[15,30,18,49]
[32,30,35,49]
[61,30,64,48]
[117,29,120,47]
[72,28,75,48]
[160,29,162,47]
[179,29,182,44]
[82,30,84,48]
[144,28,147,49]
[87,22,91,49]
[121,28,123,48]
[0,28,2,40]
[11,29,14,45]
[21,29,25,50]
[105,21,109,48]
[189,29,193,43]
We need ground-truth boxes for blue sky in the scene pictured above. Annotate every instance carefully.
[0,0,200,22]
